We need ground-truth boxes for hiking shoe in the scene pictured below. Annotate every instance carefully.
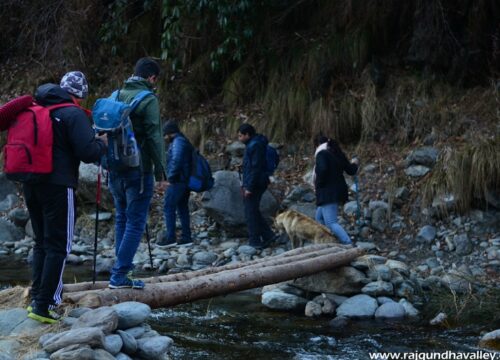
[157,237,177,247]
[177,239,193,246]
[27,301,59,318]
[27,304,60,324]
[109,276,145,289]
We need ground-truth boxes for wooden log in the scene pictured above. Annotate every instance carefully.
[64,247,364,309]
[63,243,340,293]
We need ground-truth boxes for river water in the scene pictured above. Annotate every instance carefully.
[0,258,493,360]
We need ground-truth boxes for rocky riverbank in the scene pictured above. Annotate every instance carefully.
[0,141,499,358]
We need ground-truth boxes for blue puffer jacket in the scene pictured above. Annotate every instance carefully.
[166,133,193,183]
[242,134,270,192]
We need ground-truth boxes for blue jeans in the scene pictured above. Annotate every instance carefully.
[108,170,154,279]
[163,182,191,242]
[315,203,352,244]
[243,187,274,246]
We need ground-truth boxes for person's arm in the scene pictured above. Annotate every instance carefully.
[139,97,167,181]
[66,108,107,163]
[338,150,358,175]
[315,151,329,187]
[166,137,184,183]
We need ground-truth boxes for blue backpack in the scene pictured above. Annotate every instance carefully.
[188,149,214,192]
[265,144,280,175]
[92,90,153,171]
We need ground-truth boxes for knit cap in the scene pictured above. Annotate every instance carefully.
[163,121,180,135]
[60,71,88,99]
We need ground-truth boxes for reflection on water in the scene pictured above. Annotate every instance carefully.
[0,257,490,360]
[149,290,486,360]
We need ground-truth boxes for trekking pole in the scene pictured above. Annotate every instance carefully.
[93,163,102,284]
[145,223,154,270]
[353,174,363,242]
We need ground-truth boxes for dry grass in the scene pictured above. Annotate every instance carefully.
[0,286,29,310]
[423,136,500,213]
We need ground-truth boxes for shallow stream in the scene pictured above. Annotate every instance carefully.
[0,258,492,360]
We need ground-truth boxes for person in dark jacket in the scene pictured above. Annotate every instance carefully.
[313,135,359,245]
[238,123,276,249]
[158,120,194,246]
[108,58,167,289]
[25,71,107,323]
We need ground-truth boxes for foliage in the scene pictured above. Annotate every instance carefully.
[423,136,500,213]
[160,0,290,71]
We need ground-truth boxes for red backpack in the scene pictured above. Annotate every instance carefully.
[0,96,77,183]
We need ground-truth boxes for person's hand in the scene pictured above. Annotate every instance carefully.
[96,133,108,147]
[156,181,168,191]
[351,156,360,165]
[244,189,252,198]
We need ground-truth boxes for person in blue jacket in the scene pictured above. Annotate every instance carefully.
[238,123,276,249]
[159,120,194,246]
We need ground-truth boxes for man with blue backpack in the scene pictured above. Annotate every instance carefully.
[94,58,167,289]
[238,123,278,249]
[158,120,194,246]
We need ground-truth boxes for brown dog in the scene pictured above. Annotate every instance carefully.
[275,210,339,248]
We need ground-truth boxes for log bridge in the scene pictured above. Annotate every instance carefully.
[63,244,364,309]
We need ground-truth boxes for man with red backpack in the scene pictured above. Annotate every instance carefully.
[20,72,108,323]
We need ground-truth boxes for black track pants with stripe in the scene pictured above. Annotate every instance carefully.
[23,183,75,309]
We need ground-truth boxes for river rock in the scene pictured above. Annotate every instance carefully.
[453,234,472,255]
[104,334,123,355]
[478,329,500,350]
[336,294,378,318]
[261,290,308,311]
[399,299,419,317]
[0,339,20,360]
[136,336,174,359]
[361,281,394,296]
[429,312,448,326]
[112,302,151,330]
[117,329,137,354]
[93,349,117,360]
[329,316,350,331]
[371,208,387,232]
[374,302,406,319]
[0,308,29,336]
[343,201,358,217]
[350,255,387,271]
[192,251,217,266]
[405,147,439,167]
[124,325,147,339]
[43,327,105,353]
[293,267,367,295]
[366,264,392,281]
[304,301,322,317]
[405,165,430,177]
[0,219,23,243]
[115,353,133,360]
[312,295,336,315]
[49,344,94,360]
[385,260,410,276]
[7,208,30,227]
[72,307,118,334]
[416,225,437,243]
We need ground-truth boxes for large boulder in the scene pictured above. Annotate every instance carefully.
[201,171,278,235]
[77,163,114,210]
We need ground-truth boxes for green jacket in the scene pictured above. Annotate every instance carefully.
[117,78,166,181]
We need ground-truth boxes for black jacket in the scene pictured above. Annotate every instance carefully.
[34,84,107,188]
[242,134,269,192]
[314,148,358,206]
